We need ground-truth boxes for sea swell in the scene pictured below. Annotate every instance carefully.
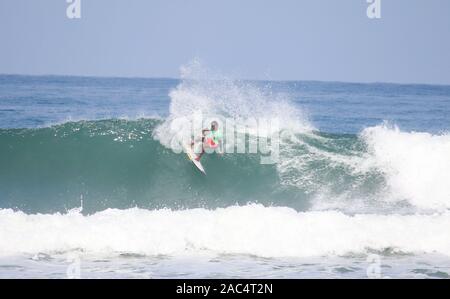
[1,119,449,215]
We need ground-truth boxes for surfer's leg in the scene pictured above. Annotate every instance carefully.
[195,153,202,161]
[195,148,205,161]
[195,140,208,161]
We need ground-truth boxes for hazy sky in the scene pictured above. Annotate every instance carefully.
[0,0,449,84]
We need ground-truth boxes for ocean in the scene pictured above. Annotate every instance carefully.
[1,69,450,278]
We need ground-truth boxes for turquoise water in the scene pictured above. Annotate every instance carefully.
[0,73,449,278]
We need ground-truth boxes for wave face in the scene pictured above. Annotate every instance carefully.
[0,119,350,214]
[0,119,280,213]
[1,119,450,214]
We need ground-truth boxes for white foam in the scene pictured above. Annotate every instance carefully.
[1,205,449,258]
[276,131,370,193]
[362,124,450,210]
[154,60,312,148]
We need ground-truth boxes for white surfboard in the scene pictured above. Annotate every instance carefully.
[184,144,206,175]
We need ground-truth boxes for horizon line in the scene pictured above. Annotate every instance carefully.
[1,72,449,88]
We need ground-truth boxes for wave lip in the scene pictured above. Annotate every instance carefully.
[154,60,313,150]
[1,205,450,258]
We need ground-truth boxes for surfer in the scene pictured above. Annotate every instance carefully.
[191,121,223,161]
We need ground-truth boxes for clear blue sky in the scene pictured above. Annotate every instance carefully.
[0,0,449,84]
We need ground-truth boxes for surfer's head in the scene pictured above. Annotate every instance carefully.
[211,121,219,131]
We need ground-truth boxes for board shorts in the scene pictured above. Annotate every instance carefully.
[205,138,218,148]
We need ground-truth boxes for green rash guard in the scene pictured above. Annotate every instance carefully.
[206,129,222,146]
